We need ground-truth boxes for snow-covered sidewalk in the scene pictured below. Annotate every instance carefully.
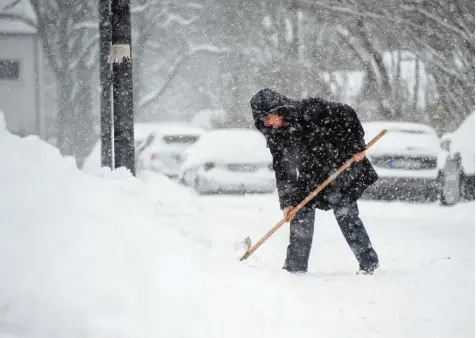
[197,194,474,338]
[0,116,473,338]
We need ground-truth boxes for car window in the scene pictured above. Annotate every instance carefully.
[163,135,200,144]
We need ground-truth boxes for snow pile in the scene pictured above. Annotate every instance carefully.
[0,128,218,337]
[0,125,304,338]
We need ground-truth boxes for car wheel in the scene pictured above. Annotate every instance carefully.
[422,179,439,203]
[425,187,439,203]
[194,176,207,195]
[440,157,462,206]
[462,175,475,201]
[179,169,194,186]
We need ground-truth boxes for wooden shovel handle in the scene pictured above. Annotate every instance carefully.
[240,129,387,261]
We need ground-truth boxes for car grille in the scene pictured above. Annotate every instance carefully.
[227,164,259,172]
[369,155,437,170]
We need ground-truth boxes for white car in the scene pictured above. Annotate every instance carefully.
[136,122,204,178]
[82,122,201,176]
[178,128,276,194]
[82,125,158,174]
[362,121,441,201]
[439,112,475,205]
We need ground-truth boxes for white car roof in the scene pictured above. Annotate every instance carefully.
[363,121,440,156]
[182,128,272,165]
[363,121,436,134]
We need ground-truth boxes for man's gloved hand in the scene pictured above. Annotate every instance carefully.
[283,206,296,222]
[353,151,367,162]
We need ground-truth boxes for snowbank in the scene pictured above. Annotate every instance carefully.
[0,122,302,338]
[0,125,236,337]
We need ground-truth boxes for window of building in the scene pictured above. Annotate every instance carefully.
[0,60,20,80]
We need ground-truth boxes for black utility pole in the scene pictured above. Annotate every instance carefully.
[99,0,112,169]
[109,0,135,176]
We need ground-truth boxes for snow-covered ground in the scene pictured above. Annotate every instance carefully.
[197,194,474,337]
[0,116,474,338]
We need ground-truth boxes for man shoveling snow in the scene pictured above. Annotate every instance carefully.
[250,88,380,275]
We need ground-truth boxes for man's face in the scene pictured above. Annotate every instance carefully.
[263,113,284,128]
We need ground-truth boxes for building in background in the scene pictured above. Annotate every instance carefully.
[0,0,43,138]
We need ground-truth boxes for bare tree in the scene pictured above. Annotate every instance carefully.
[400,0,474,126]
[29,0,97,163]
[336,22,396,119]
[131,0,202,117]
[291,0,474,126]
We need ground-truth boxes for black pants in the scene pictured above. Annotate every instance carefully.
[284,201,379,272]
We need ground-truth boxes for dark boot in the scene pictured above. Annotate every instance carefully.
[332,201,379,273]
[356,262,379,275]
[283,206,316,273]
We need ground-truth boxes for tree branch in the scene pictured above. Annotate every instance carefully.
[407,5,470,42]
[138,45,231,111]
[68,34,99,70]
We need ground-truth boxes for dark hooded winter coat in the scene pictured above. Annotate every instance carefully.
[250,88,378,211]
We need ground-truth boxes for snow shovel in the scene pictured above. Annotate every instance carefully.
[240,129,387,261]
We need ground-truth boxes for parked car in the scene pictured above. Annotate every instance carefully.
[362,121,441,201]
[439,112,475,206]
[136,122,204,178]
[178,128,275,194]
[82,125,158,174]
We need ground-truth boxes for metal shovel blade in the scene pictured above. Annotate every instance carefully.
[239,236,253,261]
[244,236,252,250]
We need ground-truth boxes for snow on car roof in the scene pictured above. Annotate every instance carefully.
[363,121,436,134]
[363,121,440,156]
[183,128,272,165]
[135,122,204,137]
